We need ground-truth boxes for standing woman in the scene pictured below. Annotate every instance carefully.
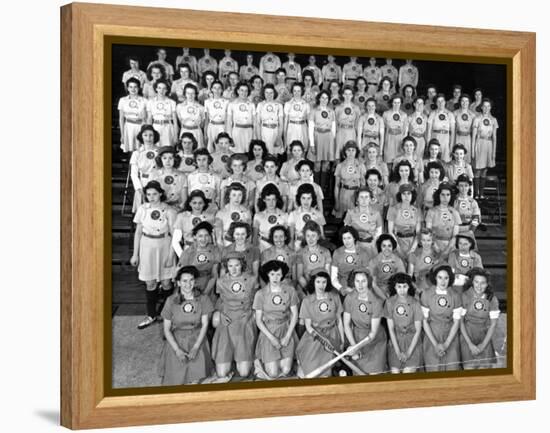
[374,77,393,114]
[256,84,284,156]
[401,84,416,116]
[296,221,332,293]
[398,60,419,92]
[453,94,477,163]
[176,84,205,149]
[472,98,499,199]
[171,190,215,252]
[204,81,229,153]
[226,82,256,153]
[152,146,187,211]
[321,55,342,90]
[186,148,221,211]
[220,153,256,211]
[454,174,481,234]
[118,77,148,153]
[420,264,462,372]
[143,63,167,99]
[253,183,289,252]
[354,77,370,113]
[302,70,320,109]
[407,228,441,296]
[357,98,385,153]
[368,234,406,300]
[198,48,218,80]
[253,260,299,379]
[147,79,178,146]
[425,183,461,259]
[333,140,366,218]
[385,273,423,374]
[248,75,265,106]
[246,139,269,183]
[259,51,282,85]
[408,96,428,160]
[218,49,239,86]
[309,90,336,190]
[382,95,408,170]
[261,226,297,283]
[364,57,382,96]
[239,53,260,82]
[296,271,345,378]
[427,93,456,163]
[446,144,474,185]
[343,269,386,375]
[387,183,422,262]
[284,82,311,152]
[385,160,415,208]
[221,222,261,281]
[130,181,177,330]
[335,86,361,157]
[159,266,214,385]
[363,144,389,187]
[129,125,160,213]
[280,140,306,186]
[460,268,500,369]
[328,80,343,109]
[211,252,257,379]
[470,88,484,114]
[342,56,363,87]
[122,56,148,87]
[198,70,216,104]
[288,183,326,251]
[215,182,252,247]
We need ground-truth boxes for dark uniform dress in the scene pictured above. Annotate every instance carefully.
[253,285,300,363]
[385,295,424,369]
[178,245,221,301]
[344,290,387,374]
[158,293,214,385]
[421,287,462,371]
[211,273,258,363]
[407,248,441,294]
[296,246,332,282]
[332,246,371,289]
[296,292,343,376]
[448,250,483,288]
[221,243,260,273]
[368,253,406,298]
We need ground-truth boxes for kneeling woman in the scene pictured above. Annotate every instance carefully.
[296,271,345,378]
[211,252,258,379]
[159,266,213,385]
[385,273,423,373]
[343,269,386,375]
[253,260,300,379]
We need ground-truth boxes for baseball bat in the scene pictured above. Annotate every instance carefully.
[121,168,131,216]
[310,328,366,376]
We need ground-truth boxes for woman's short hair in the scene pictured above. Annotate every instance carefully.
[417,227,434,248]
[388,272,416,297]
[302,70,316,85]
[376,233,397,253]
[234,81,250,97]
[226,153,248,174]
[221,254,247,273]
[291,81,305,95]
[289,140,305,153]
[193,148,214,165]
[456,174,472,185]
[302,220,323,239]
[249,74,264,87]
[146,63,166,81]
[433,182,457,207]
[178,62,192,75]
[452,143,468,156]
[215,132,233,147]
[223,182,247,205]
[354,76,367,92]
[153,78,170,92]
[227,221,252,241]
[247,139,268,161]
[464,267,494,301]
[346,268,373,290]
[460,93,471,103]
[295,159,315,173]
[155,146,182,169]
[396,184,418,204]
[125,77,141,91]
[191,221,214,237]
[401,135,418,150]
[455,233,476,251]
[173,266,201,304]
[262,154,279,168]
[339,225,359,243]
[183,189,210,212]
[200,70,216,87]
[366,168,382,183]
[413,95,425,104]
[389,93,402,104]
[340,140,360,160]
[210,79,224,91]
[136,124,160,145]
[295,183,318,208]
[401,84,416,96]
[436,92,447,102]
[353,186,373,205]
[183,83,199,97]
[261,83,278,100]
[305,271,334,294]
[143,180,167,202]
[268,225,290,245]
[259,260,290,283]
[257,183,284,211]
[315,89,330,106]
[177,132,199,152]
[425,161,446,181]
[429,264,455,287]
[378,76,393,91]
[390,159,415,183]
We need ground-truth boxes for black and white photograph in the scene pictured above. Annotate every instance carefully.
[111,44,508,388]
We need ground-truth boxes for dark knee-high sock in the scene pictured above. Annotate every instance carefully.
[473,178,480,197]
[145,289,159,318]
[479,177,487,197]
[157,284,173,315]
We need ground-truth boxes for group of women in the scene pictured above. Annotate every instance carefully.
[121,48,502,385]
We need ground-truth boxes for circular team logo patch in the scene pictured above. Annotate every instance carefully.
[276,255,286,262]
[474,301,484,311]
[150,210,161,220]
[225,61,232,67]
[359,96,365,103]
[344,107,352,115]
[199,174,209,184]
[197,253,208,263]
[309,253,319,263]
[321,110,328,119]
[383,95,389,101]
[290,64,295,70]
[441,211,452,222]
[454,102,460,110]
[330,66,335,73]
[456,166,464,174]
[368,117,375,125]
[438,114,446,121]
[267,56,273,62]
[332,99,340,106]
[293,103,302,112]
[370,68,375,74]
[221,155,229,163]
[268,215,278,224]
[156,102,165,110]
[393,113,400,121]
[214,101,222,109]
[352,66,357,71]
[396,305,407,316]
[345,255,355,264]
[164,175,174,185]
[231,212,241,221]
[416,117,423,125]
[431,103,437,110]
[359,303,368,313]
[460,259,470,268]
[402,209,412,219]
[255,165,264,173]
[319,301,329,312]
[302,214,311,222]
[231,282,243,293]
[182,302,194,313]
[346,165,355,174]
[272,295,283,305]
[407,67,412,73]
[405,103,412,110]
[423,255,433,264]
[483,119,490,126]
[146,151,155,159]
[185,157,194,166]
[382,264,392,273]
[239,104,247,112]
[359,213,369,223]
[462,113,469,121]
[205,59,210,64]
[266,104,274,112]
[192,217,202,226]
[460,200,467,209]
[129,100,138,108]
[437,296,448,307]
[247,67,252,73]
[187,106,196,114]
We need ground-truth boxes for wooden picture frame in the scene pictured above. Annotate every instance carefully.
[60,2,536,429]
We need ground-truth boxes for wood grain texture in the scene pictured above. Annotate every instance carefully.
[60,2,536,429]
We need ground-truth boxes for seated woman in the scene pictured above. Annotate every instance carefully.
[221,222,260,282]
[220,153,256,211]
[368,233,406,300]
[215,182,252,248]
[288,183,326,251]
[260,225,297,284]
[287,159,324,213]
[253,183,289,252]
[186,148,221,212]
[407,228,441,297]
[151,146,187,211]
[417,160,445,213]
[296,221,332,295]
[454,174,481,234]
[385,160,415,209]
[446,144,474,185]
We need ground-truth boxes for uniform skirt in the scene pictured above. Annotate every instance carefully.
[353,325,387,374]
[414,136,426,160]
[396,235,415,263]
[431,131,451,162]
[138,235,176,282]
[207,123,226,153]
[286,123,309,151]
[357,239,377,263]
[154,123,177,147]
[383,133,404,163]
[261,126,283,155]
[460,320,496,367]
[312,130,335,162]
[423,319,460,371]
[388,327,423,370]
[181,126,204,149]
[231,126,254,154]
[473,137,492,170]
[335,187,357,218]
[455,134,472,164]
[296,325,342,377]
[255,319,298,363]
[335,128,356,159]
[132,189,143,213]
[211,312,257,363]
[121,122,142,153]
[158,327,213,385]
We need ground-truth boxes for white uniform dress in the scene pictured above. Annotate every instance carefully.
[227,100,256,153]
[129,146,159,212]
[147,97,177,146]
[256,100,284,154]
[204,98,229,151]
[176,101,205,148]
[284,99,310,151]
[118,95,147,152]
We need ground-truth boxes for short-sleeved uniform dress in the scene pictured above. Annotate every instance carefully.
[253,285,300,363]
[221,243,260,274]
[385,294,423,370]
[173,211,216,250]
[280,158,303,186]
[446,161,474,185]
[460,288,500,366]
[335,104,361,156]
[421,287,462,371]
[364,66,381,95]
[158,293,214,385]
[344,290,387,373]
[454,110,477,163]
[387,203,422,259]
[343,206,382,260]
[332,246,371,289]
[343,62,363,87]
[198,55,218,77]
[187,170,221,209]
[296,246,332,283]
[407,248,440,294]
[254,209,289,252]
[383,110,408,163]
[288,207,326,251]
[246,160,265,183]
[215,206,252,246]
[374,91,392,114]
[408,112,428,160]
[133,202,177,282]
[473,115,499,170]
[296,292,343,376]
[380,64,398,90]
[118,95,148,152]
[428,110,455,162]
[176,101,205,148]
[178,245,221,299]
[425,205,462,255]
[448,250,484,288]
[259,54,281,84]
[129,146,158,212]
[210,151,232,180]
[257,100,284,154]
[211,273,258,363]
[147,97,177,146]
[284,99,310,150]
[310,107,336,162]
[178,154,197,175]
[260,246,297,282]
[204,98,229,150]
[359,112,384,151]
[219,57,238,85]
[321,63,342,89]
[334,160,366,217]
[368,253,406,298]
[454,196,481,233]
[228,100,256,153]
[151,168,187,210]
[418,179,440,211]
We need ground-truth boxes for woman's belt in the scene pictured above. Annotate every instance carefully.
[315,127,331,133]
[182,125,200,130]
[143,232,168,239]
[387,128,402,135]
[396,232,415,238]
[262,123,278,129]
[341,184,359,190]
[456,130,471,136]
[125,118,143,124]
[235,123,253,128]
[410,132,425,138]
[289,119,306,124]
[209,120,225,125]
[478,134,493,139]
[337,124,355,129]
[432,129,449,134]
[153,119,172,125]
[362,131,379,138]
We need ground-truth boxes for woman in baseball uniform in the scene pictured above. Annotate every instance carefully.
[417,161,445,212]
[274,68,292,105]
[259,51,282,85]
[296,271,345,378]
[366,169,388,215]
[408,96,428,161]
[287,159,324,213]
[239,53,260,83]
[343,57,363,87]
[302,70,320,109]
[303,55,323,87]
[387,183,422,262]
[385,272,423,373]
[284,82,311,152]
[446,144,474,185]
[248,75,264,106]
[175,133,199,174]
[247,139,268,183]
[288,183,326,251]
[454,174,481,234]
[256,84,284,156]
[401,84,416,116]
[210,132,233,180]
[222,72,239,101]
[221,222,260,281]
[425,183,461,259]
[447,231,483,290]
[226,82,256,153]
[254,260,299,379]
[309,90,336,190]
[382,95,408,169]
[398,60,419,92]
[374,77,393,114]
[283,52,302,85]
[408,228,441,296]
[147,48,174,81]
[357,98,385,153]
[143,63,167,100]
[198,48,218,80]
[470,88,484,114]
[427,93,456,163]
[354,77,369,114]
[446,85,462,112]
[159,266,214,385]
[211,252,258,379]
[343,186,383,261]
[368,233,406,300]
[460,267,500,369]
[364,57,381,96]
[453,94,477,163]
[280,140,306,185]
[385,160,415,209]
[333,140,366,218]
[327,79,343,109]
[296,221,332,293]
[186,148,221,211]
[421,264,462,372]
[176,83,205,149]
[220,153,256,211]
[218,49,239,86]
[171,190,215,252]
[151,146,187,211]
[419,139,447,185]
[118,77,148,153]
[363,143,389,186]
[129,125,160,213]
[424,84,438,117]
[215,180,251,241]
[122,56,148,87]
[253,183,289,252]
[130,180,177,330]
[335,87,361,158]
[321,55,342,90]
[261,225,297,283]
[175,48,198,80]
[198,68,216,104]
[204,80,228,153]
[472,98,499,199]
[392,136,423,183]
[147,79,178,146]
